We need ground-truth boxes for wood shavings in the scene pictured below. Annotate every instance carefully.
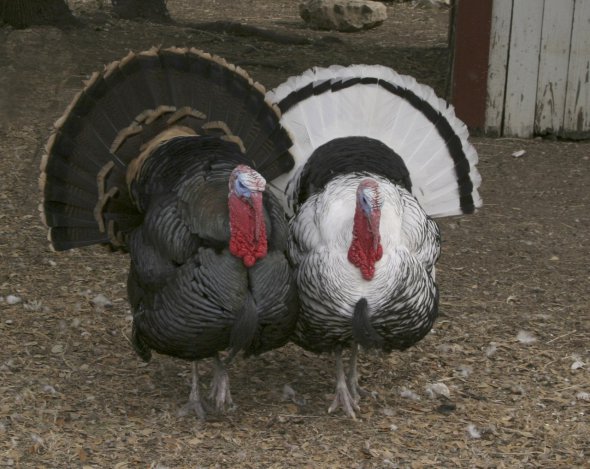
[2,2,590,468]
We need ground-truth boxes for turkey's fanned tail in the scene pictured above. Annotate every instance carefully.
[266,64,482,217]
[40,47,294,251]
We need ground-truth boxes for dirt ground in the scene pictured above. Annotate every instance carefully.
[1,1,589,467]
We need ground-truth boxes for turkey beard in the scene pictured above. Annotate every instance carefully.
[348,207,383,281]
[228,192,268,267]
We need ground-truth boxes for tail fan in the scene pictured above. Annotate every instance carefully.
[351,298,384,349]
[266,64,482,217]
[40,47,294,251]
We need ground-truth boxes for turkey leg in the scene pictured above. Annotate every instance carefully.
[346,343,378,402]
[328,346,360,419]
[178,361,207,419]
[209,353,235,412]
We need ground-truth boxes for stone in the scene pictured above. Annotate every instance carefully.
[299,0,388,32]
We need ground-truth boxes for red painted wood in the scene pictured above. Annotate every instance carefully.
[449,0,494,133]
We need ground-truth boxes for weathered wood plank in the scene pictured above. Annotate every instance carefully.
[564,0,590,137]
[485,0,513,135]
[535,0,575,135]
[503,0,543,137]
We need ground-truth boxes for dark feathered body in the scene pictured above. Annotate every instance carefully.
[127,137,297,361]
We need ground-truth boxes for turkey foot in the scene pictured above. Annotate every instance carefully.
[347,344,378,403]
[178,362,208,419]
[208,354,235,413]
[328,347,360,419]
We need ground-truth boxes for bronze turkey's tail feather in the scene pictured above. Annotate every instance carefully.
[40,47,294,251]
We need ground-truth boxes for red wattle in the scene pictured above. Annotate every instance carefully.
[348,208,382,280]
[229,193,267,267]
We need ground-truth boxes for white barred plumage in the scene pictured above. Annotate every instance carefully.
[267,64,481,418]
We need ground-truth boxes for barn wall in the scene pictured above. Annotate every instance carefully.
[485,0,590,138]
[501,0,543,138]
[484,0,512,136]
[452,0,590,138]
[563,0,590,138]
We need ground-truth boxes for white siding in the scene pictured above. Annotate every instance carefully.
[564,0,590,136]
[535,0,575,134]
[485,0,513,135]
[485,0,590,137]
[502,0,544,137]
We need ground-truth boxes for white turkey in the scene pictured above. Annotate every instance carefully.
[40,47,299,418]
[266,65,482,418]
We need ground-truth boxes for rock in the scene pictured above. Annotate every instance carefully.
[414,0,451,7]
[299,0,388,32]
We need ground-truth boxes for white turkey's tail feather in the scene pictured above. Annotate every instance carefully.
[266,65,482,217]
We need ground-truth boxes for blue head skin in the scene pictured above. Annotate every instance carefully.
[357,179,383,242]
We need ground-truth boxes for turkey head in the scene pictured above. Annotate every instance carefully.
[348,178,384,280]
[228,165,268,267]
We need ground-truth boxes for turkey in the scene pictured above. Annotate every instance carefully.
[40,47,299,418]
[266,65,482,418]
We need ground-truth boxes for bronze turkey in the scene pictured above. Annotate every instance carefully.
[40,47,298,418]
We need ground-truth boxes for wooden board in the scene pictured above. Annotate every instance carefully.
[535,0,575,135]
[503,0,544,137]
[563,0,590,137]
[484,0,512,135]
